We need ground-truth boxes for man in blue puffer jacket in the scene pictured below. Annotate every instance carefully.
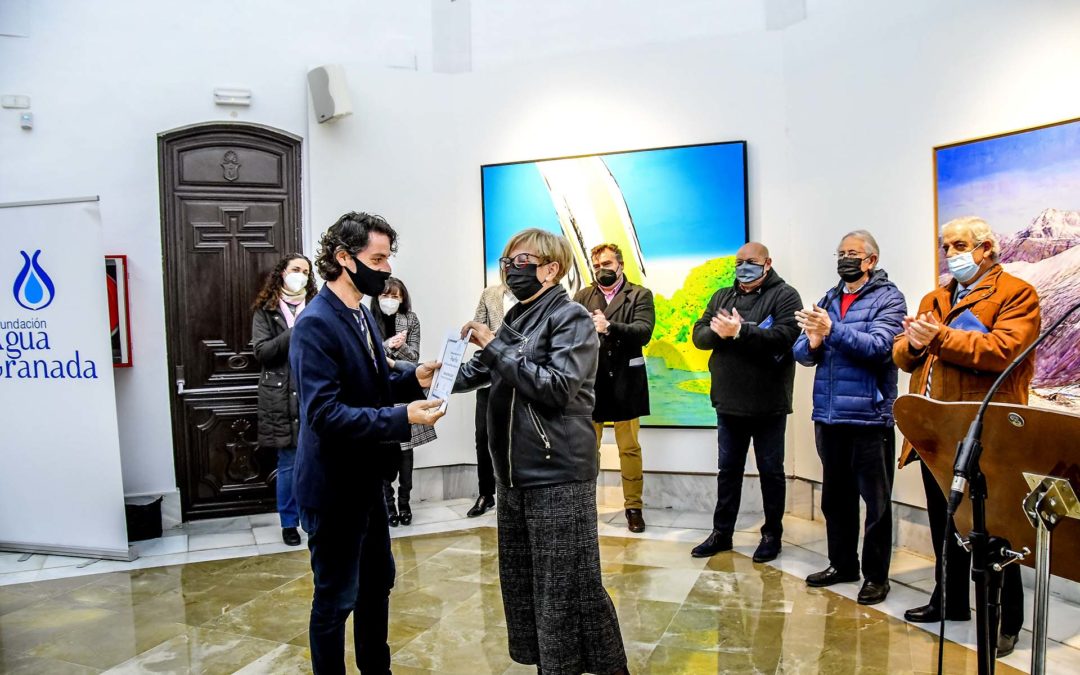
[793,230,907,606]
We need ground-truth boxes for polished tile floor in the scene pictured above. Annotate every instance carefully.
[0,501,1077,673]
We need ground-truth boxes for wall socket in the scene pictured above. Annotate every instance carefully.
[2,95,31,109]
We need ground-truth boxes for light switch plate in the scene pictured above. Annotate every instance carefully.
[2,95,31,109]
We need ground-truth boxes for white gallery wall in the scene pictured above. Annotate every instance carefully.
[2,0,1077,511]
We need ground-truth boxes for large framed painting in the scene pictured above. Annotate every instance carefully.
[481,141,749,427]
[934,117,1080,411]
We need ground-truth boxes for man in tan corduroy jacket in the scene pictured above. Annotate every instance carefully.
[893,216,1040,658]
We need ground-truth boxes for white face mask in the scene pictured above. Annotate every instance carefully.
[379,297,401,315]
[283,272,307,293]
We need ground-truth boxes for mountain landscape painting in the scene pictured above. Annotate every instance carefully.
[935,117,1080,411]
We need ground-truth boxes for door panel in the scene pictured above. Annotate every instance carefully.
[159,122,302,520]
[178,145,287,188]
[177,198,284,388]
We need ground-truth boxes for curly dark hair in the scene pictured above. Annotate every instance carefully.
[251,253,318,310]
[315,211,399,281]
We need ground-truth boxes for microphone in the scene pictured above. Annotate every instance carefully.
[947,297,1080,515]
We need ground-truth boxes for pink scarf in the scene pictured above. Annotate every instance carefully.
[279,296,306,328]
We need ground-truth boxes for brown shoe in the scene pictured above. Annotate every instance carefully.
[625,509,646,533]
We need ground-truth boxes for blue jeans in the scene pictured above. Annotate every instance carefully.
[277,448,299,528]
[712,413,787,538]
[301,496,395,675]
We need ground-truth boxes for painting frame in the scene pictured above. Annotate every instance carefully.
[105,254,133,367]
[480,140,750,428]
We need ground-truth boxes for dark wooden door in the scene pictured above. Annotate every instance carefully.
[159,122,302,520]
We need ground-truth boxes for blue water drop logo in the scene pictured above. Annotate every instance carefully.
[13,250,56,311]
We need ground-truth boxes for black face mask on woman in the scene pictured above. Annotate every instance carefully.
[347,255,391,297]
[506,264,545,301]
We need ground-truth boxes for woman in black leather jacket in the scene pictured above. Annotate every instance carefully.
[456,229,628,675]
[251,253,317,546]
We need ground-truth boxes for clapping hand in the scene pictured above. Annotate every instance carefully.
[795,305,831,349]
[385,330,407,350]
[903,313,941,350]
[710,308,743,339]
[591,310,611,335]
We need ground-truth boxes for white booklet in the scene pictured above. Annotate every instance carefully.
[427,329,472,412]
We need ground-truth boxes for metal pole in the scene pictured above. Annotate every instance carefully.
[1031,518,1052,675]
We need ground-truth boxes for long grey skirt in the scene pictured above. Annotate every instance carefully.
[497,480,626,675]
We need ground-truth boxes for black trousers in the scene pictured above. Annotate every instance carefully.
[815,423,895,583]
[712,413,787,538]
[920,461,1024,635]
[474,387,496,497]
[382,445,413,507]
[301,489,394,675]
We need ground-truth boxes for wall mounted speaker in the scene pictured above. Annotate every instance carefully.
[307,64,353,124]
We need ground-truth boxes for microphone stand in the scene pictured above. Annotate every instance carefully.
[942,298,1080,675]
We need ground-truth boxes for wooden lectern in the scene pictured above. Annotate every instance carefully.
[894,394,1080,583]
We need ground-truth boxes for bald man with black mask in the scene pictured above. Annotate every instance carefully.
[690,242,802,563]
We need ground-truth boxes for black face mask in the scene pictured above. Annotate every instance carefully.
[506,264,545,301]
[346,255,391,297]
[837,257,866,283]
[595,268,619,287]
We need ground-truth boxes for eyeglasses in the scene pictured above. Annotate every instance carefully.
[835,251,869,260]
[499,253,546,270]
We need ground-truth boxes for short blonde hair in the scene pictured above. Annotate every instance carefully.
[942,216,1001,260]
[502,228,573,283]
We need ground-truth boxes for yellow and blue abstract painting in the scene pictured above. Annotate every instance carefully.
[481,142,748,427]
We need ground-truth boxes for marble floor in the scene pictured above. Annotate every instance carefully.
[1,500,1078,673]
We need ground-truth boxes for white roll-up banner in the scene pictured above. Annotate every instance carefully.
[0,197,131,561]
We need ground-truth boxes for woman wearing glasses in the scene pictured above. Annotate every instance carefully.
[456,229,628,675]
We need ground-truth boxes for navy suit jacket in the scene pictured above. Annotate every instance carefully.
[290,285,424,510]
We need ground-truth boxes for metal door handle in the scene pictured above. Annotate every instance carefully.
[179,384,255,396]
[175,365,253,396]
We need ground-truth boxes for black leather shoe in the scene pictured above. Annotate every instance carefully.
[857,580,890,605]
[805,566,860,587]
[398,502,412,526]
[752,535,781,563]
[903,603,971,623]
[691,531,732,558]
[626,509,646,533]
[282,527,301,546]
[997,632,1018,658]
[467,494,495,518]
[387,503,399,527]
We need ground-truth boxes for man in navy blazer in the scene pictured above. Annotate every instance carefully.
[290,212,445,675]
